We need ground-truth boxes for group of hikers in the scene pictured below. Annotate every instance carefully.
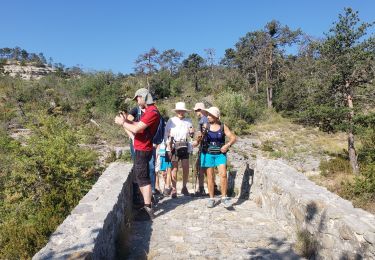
[114,88,237,219]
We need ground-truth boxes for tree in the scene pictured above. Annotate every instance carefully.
[235,30,269,93]
[263,21,302,108]
[220,48,237,68]
[158,49,183,75]
[204,48,216,80]
[134,47,159,89]
[182,53,205,91]
[319,8,375,174]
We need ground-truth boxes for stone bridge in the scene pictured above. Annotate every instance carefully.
[33,150,375,259]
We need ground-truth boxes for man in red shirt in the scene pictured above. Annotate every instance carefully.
[115,88,160,219]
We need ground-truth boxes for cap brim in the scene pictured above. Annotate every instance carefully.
[173,109,191,112]
[203,109,219,119]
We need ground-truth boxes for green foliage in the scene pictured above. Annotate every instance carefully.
[320,156,352,177]
[0,116,99,259]
[260,140,274,152]
[216,90,263,134]
[295,229,318,258]
[150,70,171,99]
[297,105,348,133]
[119,150,133,162]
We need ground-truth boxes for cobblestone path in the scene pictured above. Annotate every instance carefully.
[122,190,302,260]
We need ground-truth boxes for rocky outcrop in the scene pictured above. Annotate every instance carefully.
[2,61,55,80]
[33,162,133,260]
[253,157,375,259]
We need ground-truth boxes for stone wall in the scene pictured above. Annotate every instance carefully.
[33,162,133,260]
[253,158,375,259]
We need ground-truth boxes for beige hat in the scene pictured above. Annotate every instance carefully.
[193,102,206,111]
[173,102,191,112]
[132,88,154,105]
[204,106,220,119]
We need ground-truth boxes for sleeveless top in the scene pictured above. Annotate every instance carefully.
[206,124,225,145]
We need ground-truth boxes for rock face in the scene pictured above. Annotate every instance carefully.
[2,61,55,80]
[33,162,133,260]
[253,157,375,259]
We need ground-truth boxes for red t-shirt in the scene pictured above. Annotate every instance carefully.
[134,105,160,151]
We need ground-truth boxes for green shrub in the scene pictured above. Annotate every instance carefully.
[319,156,352,177]
[295,229,318,258]
[0,116,99,259]
[261,140,274,152]
[216,90,263,134]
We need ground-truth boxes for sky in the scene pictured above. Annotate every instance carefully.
[1,0,374,74]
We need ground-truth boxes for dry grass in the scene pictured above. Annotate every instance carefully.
[249,111,348,160]
[310,172,375,214]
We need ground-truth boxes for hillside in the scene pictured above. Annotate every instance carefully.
[2,60,56,80]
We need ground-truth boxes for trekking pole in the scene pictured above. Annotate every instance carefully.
[194,128,207,193]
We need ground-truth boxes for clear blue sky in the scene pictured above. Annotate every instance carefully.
[1,0,374,74]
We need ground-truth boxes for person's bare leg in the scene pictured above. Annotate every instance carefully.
[155,172,160,191]
[139,184,152,204]
[181,158,189,188]
[199,168,205,188]
[171,161,178,190]
[165,167,171,188]
[206,167,215,198]
[218,164,227,197]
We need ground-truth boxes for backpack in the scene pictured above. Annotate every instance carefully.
[150,110,165,145]
[136,107,142,121]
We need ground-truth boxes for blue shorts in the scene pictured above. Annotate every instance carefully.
[200,153,227,168]
[160,156,172,171]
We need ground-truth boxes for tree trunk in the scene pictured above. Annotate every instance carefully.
[254,68,259,93]
[265,69,273,108]
[347,88,359,174]
[268,87,273,108]
[267,44,274,108]
[146,76,150,90]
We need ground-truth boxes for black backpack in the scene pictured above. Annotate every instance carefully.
[150,110,165,145]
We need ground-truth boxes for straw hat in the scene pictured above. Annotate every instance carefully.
[204,106,220,119]
[193,102,206,111]
[173,102,191,112]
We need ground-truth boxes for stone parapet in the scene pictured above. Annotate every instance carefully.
[33,162,133,260]
[254,158,375,259]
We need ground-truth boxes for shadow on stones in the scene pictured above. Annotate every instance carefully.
[305,202,318,222]
[233,163,254,206]
[154,194,205,218]
[247,237,302,260]
[119,195,205,259]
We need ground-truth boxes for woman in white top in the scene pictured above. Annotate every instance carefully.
[164,102,194,198]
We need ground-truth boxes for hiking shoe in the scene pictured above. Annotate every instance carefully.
[221,197,233,208]
[151,194,159,205]
[143,206,155,220]
[171,189,177,199]
[181,186,190,196]
[207,198,215,208]
[154,189,164,200]
[214,185,221,196]
[195,187,207,197]
[163,187,172,196]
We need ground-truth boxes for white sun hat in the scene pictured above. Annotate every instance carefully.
[173,102,191,112]
[193,102,206,111]
[204,106,220,119]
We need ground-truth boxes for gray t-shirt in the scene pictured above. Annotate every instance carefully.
[199,115,208,132]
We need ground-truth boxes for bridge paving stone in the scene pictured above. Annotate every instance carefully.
[122,190,303,260]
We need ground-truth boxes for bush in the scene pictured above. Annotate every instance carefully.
[0,116,99,259]
[319,156,352,177]
[216,90,263,134]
